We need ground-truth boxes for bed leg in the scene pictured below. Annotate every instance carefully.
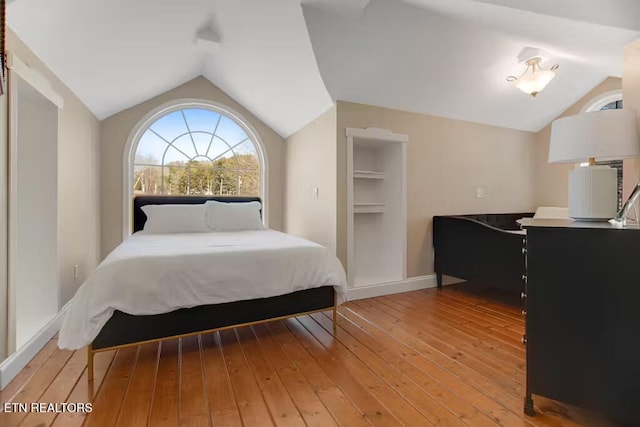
[436,273,443,289]
[87,345,94,382]
[333,305,338,334]
[332,290,338,334]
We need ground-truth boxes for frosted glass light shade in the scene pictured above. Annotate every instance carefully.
[515,70,555,96]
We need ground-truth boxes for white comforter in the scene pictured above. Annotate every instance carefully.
[58,230,347,350]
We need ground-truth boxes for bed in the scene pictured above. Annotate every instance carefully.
[57,196,346,381]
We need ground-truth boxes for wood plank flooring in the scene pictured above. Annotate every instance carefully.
[0,284,624,426]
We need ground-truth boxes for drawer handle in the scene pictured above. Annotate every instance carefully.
[521,310,527,316]
[521,292,527,299]
[522,335,527,344]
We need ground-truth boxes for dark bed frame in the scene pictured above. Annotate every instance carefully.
[87,196,337,381]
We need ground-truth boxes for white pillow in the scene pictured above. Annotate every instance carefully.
[140,204,208,233]
[205,200,264,231]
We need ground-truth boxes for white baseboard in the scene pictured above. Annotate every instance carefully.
[0,302,70,390]
[347,274,437,300]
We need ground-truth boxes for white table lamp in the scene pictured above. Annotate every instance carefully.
[549,109,640,221]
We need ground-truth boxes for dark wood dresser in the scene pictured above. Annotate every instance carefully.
[520,218,640,424]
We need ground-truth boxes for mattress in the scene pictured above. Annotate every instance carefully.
[58,229,347,350]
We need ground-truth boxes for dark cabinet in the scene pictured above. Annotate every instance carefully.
[522,221,640,424]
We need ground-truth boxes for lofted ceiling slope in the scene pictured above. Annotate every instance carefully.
[7,0,333,137]
[7,0,640,137]
[303,0,639,133]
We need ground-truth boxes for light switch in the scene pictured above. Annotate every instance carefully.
[313,187,319,199]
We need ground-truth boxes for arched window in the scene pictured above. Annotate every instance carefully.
[124,100,268,236]
[133,107,262,196]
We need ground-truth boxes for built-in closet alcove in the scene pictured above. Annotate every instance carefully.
[346,127,407,288]
[2,53,63,382]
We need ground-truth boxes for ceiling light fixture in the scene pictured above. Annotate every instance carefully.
[507,56,558,98]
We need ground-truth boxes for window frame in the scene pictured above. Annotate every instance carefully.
[580,89,622,113]
[123,99,269,238]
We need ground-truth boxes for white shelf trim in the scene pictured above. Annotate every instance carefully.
[353,202,387,206]
[346,127,408,142]
[353,202,386,213]
[353,170,385,179]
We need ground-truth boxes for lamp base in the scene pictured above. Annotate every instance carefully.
[568,166,617,221]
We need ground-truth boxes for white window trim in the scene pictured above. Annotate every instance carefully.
[580,89,623,113]
[122,98,269,239]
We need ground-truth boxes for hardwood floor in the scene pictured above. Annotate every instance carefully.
[0,284,622,426]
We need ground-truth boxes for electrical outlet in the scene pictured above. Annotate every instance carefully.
[73,264,80,280]
[476,187,486,198]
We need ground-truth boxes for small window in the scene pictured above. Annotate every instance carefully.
[600,100,623,110]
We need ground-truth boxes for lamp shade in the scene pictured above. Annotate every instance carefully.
[548,109,640,163]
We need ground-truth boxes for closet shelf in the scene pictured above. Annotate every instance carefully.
[353,202,386,214]
[353,170,385,179]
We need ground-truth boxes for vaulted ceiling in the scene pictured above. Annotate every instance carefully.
[7,0,640,137]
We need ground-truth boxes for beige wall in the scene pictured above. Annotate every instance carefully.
[622,41,640,200]
[285,107,337,252]
[100,76,285,256]
[7,30,102,307]
[534,77,623,207]
[336,101,537,277]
